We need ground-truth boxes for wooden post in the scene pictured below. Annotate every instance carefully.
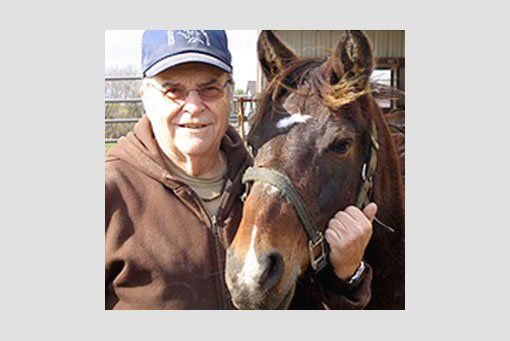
[237,98,246,142]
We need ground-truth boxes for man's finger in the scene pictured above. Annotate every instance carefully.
[325,226,343,244]
[362,202,378,222]
[345,205,370,224]
[327,218,348,240]
[333,211,358,230]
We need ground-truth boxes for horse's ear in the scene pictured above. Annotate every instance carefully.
[257,30,297,82]
[330,30,374,94]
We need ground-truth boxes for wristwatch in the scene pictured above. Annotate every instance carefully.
[346,260,366,286]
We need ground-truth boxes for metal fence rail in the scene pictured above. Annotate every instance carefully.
[105,99,142,104]
[106,76,142,81]
[105,118,140,124]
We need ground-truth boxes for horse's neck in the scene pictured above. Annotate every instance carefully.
[371,101,405,232]
[364,99,406,309]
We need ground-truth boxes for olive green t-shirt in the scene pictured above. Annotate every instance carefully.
[163,154,231,218]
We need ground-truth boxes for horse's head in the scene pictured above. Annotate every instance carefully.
[226,31,392,309]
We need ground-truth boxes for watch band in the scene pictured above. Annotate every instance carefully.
[347,260,366,286]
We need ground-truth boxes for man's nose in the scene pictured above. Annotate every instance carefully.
[182,90,206,114]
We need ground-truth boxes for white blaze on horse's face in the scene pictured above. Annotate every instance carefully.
[276,93,312,130]
[276,112,312,130]
[239,225,260,286]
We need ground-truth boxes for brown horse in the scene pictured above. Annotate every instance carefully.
[225,30,405,309]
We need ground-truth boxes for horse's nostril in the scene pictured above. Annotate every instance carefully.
[259,250,284,290]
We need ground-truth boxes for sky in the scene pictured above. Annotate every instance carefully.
[104,30,258,91]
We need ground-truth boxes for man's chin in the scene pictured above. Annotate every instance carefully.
[175,140,215,158]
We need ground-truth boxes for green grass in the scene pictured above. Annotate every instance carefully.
[105,142,117,154]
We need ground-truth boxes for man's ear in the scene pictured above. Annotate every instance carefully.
[257,30,297,83]
[140,80,155,120]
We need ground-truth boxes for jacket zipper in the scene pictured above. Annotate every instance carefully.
[164,176,231,309]
[210,214,229,310]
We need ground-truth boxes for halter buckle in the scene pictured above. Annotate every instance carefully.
[240,183,250,202]
[361,163,373,182]
[309,232,327,272]
[370,133,380,150]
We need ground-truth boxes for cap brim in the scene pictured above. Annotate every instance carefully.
[144,52,232,77]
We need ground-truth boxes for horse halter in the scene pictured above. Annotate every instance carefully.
[241,120,387,273]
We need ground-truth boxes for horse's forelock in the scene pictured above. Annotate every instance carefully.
[249,56,375,145]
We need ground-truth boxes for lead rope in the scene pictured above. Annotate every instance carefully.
[374,216,396,233]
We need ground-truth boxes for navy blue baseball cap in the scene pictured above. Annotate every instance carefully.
[141,30,233,77]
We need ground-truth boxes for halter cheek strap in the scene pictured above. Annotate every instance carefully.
[356,121,396,233]
[356,120,379,209]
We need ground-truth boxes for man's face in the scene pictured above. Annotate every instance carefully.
[141,62,232,159]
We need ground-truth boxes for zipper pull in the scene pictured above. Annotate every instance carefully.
[211,215,219,236]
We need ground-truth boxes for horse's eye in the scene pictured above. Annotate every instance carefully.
[327,139,352,154]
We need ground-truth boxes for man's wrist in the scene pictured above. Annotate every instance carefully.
[346,261,366,286]
[334,261,366,285]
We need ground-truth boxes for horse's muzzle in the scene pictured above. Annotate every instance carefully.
[225,248,285,309]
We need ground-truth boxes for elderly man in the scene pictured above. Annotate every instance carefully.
[105,30,376,309]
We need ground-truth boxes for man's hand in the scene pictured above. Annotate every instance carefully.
[324,203,377,281]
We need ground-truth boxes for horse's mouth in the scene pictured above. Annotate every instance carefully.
[274,285,296,309]
[231,284,296,310]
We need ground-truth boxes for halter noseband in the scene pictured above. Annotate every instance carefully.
[241,121,386,273]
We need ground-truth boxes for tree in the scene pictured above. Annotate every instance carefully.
[105,66,143,140]
[234,88,246,96]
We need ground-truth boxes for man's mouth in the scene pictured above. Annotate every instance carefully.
[177,123,211,129]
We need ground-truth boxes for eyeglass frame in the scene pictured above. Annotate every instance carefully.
[144,76,233,103]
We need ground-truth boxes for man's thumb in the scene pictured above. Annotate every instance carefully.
[363,202,378,222]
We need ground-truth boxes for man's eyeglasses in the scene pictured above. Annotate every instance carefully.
[145,77,232,103]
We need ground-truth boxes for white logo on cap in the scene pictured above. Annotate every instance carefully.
[167,30,211,46]
[167,31,175,46]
